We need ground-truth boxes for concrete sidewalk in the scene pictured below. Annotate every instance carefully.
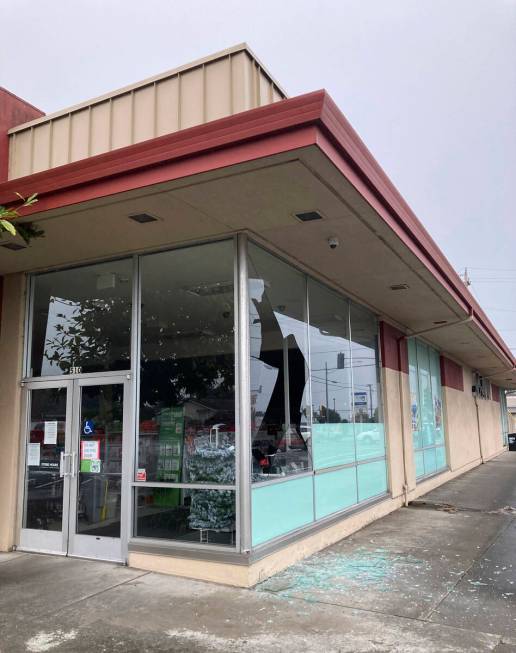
[2,453,516,652]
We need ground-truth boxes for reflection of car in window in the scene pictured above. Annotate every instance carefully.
[355,429,381,446]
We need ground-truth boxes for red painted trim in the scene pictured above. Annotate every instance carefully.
[0,87,44,182]
[0,127,318,216]
[0,92,324,208]
[440,356,464,392]
[379,321,408,374]
[0,89,513,371]
[314,95,513,368]
[492,385,500,402]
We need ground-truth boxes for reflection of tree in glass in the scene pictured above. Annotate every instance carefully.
[139,305,234,413]
[44,296,131,373]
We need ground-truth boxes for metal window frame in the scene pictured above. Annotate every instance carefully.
[19,231,391,563]
[409,337,450,484]
[130,237,240,551]
[236,233,251,552]
[245,237,391,552]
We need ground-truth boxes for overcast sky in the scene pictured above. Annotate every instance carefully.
[2,0,515,348]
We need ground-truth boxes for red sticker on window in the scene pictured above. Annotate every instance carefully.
[136,468,147,482]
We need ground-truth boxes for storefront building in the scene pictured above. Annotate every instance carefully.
[0,45,513,586]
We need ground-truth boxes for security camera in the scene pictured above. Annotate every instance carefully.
[328,237,339,250]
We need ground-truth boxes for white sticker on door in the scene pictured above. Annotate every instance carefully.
[27,443,41,466]
[44,421,58,445]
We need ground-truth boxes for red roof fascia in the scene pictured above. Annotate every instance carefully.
[316,93,514,368]
[0,89,513,369]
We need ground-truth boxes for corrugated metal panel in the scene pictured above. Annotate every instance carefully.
[8,44,286,179]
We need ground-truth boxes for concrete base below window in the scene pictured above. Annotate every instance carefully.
[128,446,507,587]
[129,495,403,587]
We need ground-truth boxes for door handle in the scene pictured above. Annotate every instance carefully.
[60,452,75,477]
[70,452,77,478]
[59,451,66,477]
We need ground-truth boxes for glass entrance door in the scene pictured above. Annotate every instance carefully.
[19,376,130,562]
[19,381,73,555]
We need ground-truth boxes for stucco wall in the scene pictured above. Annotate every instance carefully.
[441,364,504,473]
[442,369,481,472]
[477,394,504,460]
[382,367,415,499]
[0,274,25,550]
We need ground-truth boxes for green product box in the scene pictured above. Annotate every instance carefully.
[155,406,185,507]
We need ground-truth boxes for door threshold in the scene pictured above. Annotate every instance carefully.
[67,553,126,565]
[15,546,67,557]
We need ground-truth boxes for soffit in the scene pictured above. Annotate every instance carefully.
[0,143,513,387]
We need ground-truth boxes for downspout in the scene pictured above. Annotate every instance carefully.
[406,314,473,340]
[473,389,485,464]
[397,336,410,507]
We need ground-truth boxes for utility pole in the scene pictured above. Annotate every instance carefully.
[367,383,373,419]
[461,267,471,287]
[325,361,329,423]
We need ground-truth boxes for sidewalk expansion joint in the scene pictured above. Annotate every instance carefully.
[419,515,514,622]
[280,590,506,644]
[40,571,152,618]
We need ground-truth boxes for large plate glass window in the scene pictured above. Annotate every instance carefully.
[247,243,311,482]
[136,240,236,546]
[29,259,133,376]
[249,246,387,549]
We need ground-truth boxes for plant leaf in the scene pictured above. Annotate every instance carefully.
[0,220,17,236]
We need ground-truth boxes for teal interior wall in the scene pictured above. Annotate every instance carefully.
[249,245,389,550]
[251,477,314,547]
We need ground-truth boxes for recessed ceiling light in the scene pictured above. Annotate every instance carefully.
[390,283,409,291]
[433,320,448,325]
[1,242,26,251]
[128,213,158,224]
[295,211,323,222]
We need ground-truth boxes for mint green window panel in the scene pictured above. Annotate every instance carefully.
[314,467,357,519]
[312,423,355,470]
[357,460,387,501]
[251,476,314,546]
[408,339,422,448]
[429,348,445,446]
[435,446,447,471]
[424,447,437,476]
[414,450,425,478]
[417,341,434,447]
[409,339,447,480]
[355,423,385,462]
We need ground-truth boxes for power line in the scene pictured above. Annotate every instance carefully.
[458,267,516,273]
[482,307,516,313]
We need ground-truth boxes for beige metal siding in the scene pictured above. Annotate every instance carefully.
[155,77,179,137]
[111,94,132,150]
[8,44,286,179]
[70,108,90,163]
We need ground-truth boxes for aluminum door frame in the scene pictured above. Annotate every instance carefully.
[17,379,74,555]
[67,374,131,563]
